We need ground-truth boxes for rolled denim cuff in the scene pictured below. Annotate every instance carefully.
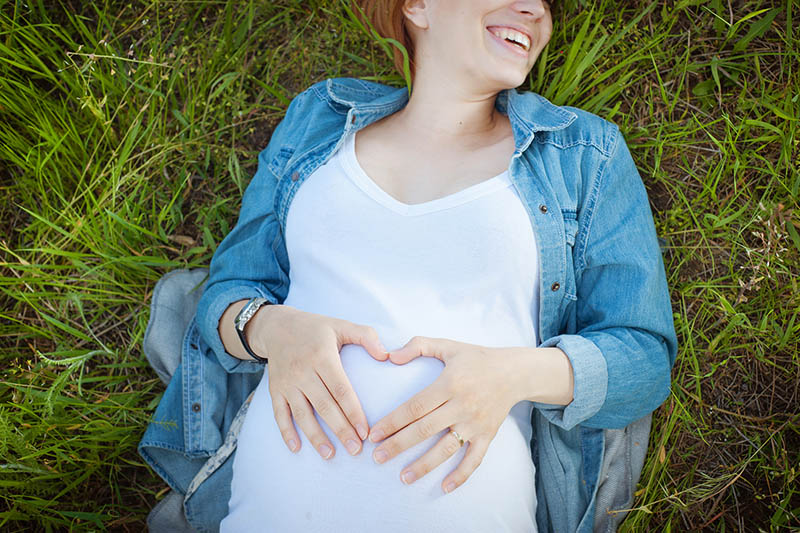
[534,334,608,430]
[199,283,277,373]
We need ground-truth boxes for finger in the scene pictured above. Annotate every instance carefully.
[397,426,471,486]
[303,373,363,456]
[339,321,389,362]
[389,335,452,365]
[316,360,370,441]
[441,436,490,494]
[371,402,454,465]
[286,388,335,460]
[270,390,300,453]
[369,384,448,443]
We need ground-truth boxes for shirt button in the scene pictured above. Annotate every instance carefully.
[539,204,548,214]
[291,171,300,181]
[551,282,561,292]
[192,402,201,413]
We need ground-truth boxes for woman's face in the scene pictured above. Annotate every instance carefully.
[404,0,553,91]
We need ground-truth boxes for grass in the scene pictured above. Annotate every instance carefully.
[1,0,798,530]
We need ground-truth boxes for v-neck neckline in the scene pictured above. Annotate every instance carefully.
[342,130,511,217]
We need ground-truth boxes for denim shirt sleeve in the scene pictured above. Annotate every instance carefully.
[194,89,309,373]
[538,125,678,430]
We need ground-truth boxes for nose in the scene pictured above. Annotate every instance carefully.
[513,0,548,19]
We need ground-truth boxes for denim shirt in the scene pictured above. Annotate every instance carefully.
[139,77,678,533]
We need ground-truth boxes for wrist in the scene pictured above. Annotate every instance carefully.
[245,303,284,358]
[507,346,574,405]
[233,298,272,362]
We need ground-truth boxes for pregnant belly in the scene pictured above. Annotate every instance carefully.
[222,344,537,533]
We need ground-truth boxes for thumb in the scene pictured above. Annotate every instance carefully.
[339,321,390,362]
[388,336,431,365]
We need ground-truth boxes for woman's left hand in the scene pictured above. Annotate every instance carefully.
[367,336,524,494]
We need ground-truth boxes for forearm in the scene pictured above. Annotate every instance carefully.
[504,346,574,405]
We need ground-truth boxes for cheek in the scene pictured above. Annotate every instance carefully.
[534,25,554,56]
[542,19,554,45]
[436,28,471,63]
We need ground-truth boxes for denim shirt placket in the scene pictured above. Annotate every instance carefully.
[182,323,205,455]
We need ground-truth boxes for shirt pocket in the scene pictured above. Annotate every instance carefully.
[267,146,295,179]
[562,210,579,302]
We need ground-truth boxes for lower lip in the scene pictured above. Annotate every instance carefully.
[486,28,529,59]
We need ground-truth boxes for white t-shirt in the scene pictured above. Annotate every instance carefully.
[222,130,541,532]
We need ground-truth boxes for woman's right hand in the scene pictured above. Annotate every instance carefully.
[247,304,389,459]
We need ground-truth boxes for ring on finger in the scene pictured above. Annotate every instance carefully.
[449,428,465,447]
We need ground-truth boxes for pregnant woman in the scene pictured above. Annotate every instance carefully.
[139,0,678,532]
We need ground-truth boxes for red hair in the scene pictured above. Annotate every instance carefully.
[350,0,416,83]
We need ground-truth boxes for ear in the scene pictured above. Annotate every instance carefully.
[402,0,430,31]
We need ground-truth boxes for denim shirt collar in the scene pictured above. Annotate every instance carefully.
[324,77,577,155]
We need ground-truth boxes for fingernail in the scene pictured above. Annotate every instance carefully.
[373,449,388,464]
[288,439,297,452]
[356,424,368,440]
[346,439,359,455]
[401,471,416,484]
[444,482,456,493]
[369,429,384,442]
[319,443,333,459]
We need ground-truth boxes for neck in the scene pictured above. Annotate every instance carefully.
[394,72,508,150]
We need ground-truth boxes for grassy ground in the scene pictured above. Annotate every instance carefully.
[1,0,797,530]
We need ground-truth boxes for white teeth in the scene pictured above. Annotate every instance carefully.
[489,27,530,51]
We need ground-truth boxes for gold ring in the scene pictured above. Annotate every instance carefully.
[449,429,465,447]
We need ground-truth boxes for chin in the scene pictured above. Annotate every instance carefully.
[488,71,529,92]
[481,61,531,90]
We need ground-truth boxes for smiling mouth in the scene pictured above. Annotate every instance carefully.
[486,26,531,52]
[486,28,530,58]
